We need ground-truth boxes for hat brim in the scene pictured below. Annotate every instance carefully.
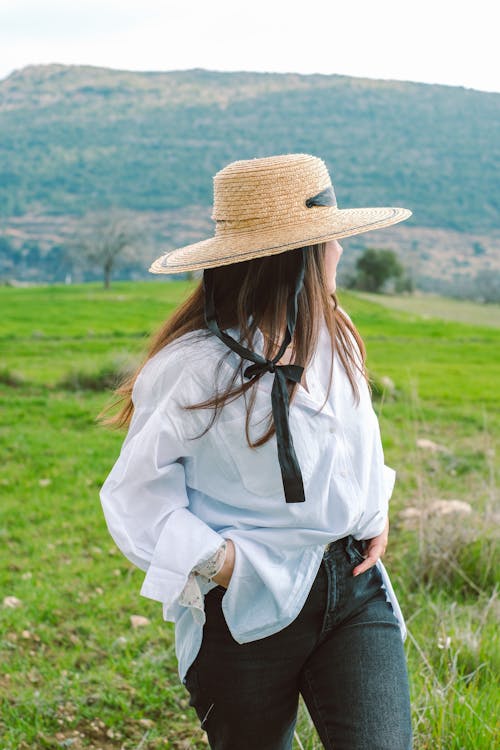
[149,205,412,274]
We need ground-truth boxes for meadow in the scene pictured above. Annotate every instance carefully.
[0,281,498,749]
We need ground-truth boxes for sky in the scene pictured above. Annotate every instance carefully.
[0,0,498,93]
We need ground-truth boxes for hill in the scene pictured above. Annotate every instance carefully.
[0,64,499,296]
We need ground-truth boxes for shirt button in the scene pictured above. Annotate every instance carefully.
[329,427,335,434]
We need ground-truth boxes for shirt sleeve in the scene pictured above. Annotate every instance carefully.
[99,350,226,608]
[177,541,227,623]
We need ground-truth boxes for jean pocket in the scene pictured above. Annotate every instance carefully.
[184,664,217,732]
[349,537,367,564]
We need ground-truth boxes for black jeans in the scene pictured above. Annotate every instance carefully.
[183,535,413,750]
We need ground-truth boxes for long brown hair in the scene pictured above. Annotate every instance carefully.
[100,242,370,448]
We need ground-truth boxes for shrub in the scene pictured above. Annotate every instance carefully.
[0,367,25,387]
[57,354,137,392]
[368,371,403,402]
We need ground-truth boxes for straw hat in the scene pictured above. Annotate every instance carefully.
[149,153,412,275]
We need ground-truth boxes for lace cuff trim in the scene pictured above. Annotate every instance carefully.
[177,541,227,621]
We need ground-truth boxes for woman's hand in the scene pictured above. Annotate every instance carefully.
[212,539,236,588]
[352,516,389,577]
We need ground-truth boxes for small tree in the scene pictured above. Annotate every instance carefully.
[70,209,140,288]
[473,269,500,303]
[354,247,405,293]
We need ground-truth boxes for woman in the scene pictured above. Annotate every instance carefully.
[99,153,413,749]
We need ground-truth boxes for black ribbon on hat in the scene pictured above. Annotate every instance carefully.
[305,184,337,208]
[203,248,308,503]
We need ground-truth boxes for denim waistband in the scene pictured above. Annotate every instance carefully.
[324,534,352,553]
[324,534,366,559]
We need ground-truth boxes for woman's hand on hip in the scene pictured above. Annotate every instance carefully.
[352,516,389,577]
[212,539,236,588]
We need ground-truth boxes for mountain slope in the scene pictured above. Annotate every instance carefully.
[0,64,498,294]
[0,63,498,231]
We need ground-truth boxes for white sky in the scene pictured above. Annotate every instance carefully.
[0,0,498,93]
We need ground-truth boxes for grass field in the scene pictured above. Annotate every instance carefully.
[354,291,500,329]
[1,281,499,749]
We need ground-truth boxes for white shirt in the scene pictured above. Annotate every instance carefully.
[99,310,406,684]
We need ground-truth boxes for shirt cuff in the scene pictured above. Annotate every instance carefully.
[139,509,226,605]
[178,541,228,622]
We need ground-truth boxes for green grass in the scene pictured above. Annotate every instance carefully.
[1,282,499,749]
[354,290,500,328]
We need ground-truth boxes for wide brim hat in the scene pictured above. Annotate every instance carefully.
[149,153,412,274]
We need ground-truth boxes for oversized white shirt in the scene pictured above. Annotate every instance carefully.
[99,311,406,683]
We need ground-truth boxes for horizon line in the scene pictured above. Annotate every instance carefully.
[1,62,499,96]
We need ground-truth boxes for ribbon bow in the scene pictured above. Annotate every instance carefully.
[203,249,307,503]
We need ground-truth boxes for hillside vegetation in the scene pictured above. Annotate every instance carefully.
[1,64,498,232]
[0,282,498,748]
[0,64,499,296]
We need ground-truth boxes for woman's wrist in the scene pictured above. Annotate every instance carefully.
[212,539,235,587]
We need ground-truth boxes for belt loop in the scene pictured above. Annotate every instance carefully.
[324,534,351,557]
[344,535,361,564]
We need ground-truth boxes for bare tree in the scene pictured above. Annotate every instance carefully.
[70,209,141,288]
